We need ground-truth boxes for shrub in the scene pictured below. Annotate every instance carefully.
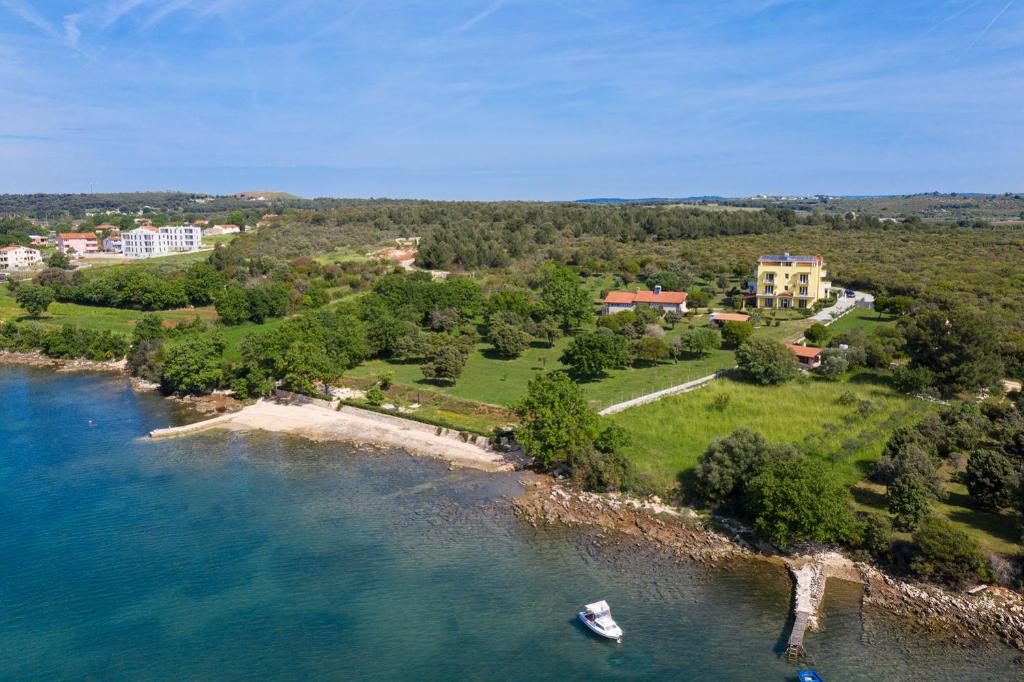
[804,323,830,346]
[818,349,850,380]
[965,450,1019,512]
[855,512,893,561]
[746,452,858,549]
[720,320,754,348]
[695,428,771,506]
[910,517,990,587]
[888,473,932,531]
[366,385,386,406]
[560,331,630,377]
[736,338,800,385]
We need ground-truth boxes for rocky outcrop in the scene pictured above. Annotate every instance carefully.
[512,478,750,564]
[862,566,1024,650]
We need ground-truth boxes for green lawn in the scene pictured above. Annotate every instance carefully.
[610,372,932,493]
[0,289,216,334]
[852,479,1021,556]
[825,307,897,336]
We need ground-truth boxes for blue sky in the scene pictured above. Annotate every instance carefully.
[0,0,1021,199]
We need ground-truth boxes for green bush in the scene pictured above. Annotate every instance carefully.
[910,517,991,587]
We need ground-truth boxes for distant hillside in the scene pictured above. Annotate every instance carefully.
[0,191,312,219]
[717,192,1024,223]
[577,196,728,204]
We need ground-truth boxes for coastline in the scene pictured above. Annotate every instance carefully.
[150,398,525,473]
[8,355,1024,653]
[514,478,1024,652]
[0,350,127,374]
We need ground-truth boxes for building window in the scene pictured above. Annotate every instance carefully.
[800,274,809,284]
[765,274,774,283]
[763,299,773,308]
[799,287,808,296]
[798,300,807,309]
[764,285,774,294]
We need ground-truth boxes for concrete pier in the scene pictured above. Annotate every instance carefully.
[784,553,864,661]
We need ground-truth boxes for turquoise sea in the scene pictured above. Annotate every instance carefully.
[0,366,1019,680]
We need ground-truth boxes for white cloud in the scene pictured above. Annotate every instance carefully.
[62,12,83,48]
[0,0,59,40]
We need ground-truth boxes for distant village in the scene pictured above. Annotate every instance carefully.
[0,212,279,275]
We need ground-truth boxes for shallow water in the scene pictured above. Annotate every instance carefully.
[0,367,1020,680]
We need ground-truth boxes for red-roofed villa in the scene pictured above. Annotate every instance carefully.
[786,343,824,369]
[602,286,688,316]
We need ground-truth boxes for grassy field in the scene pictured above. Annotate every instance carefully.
[825,306,897,336]
[851,479,1020,556]
[610,372,932,493]
[345,335,736,409]
[0,288,216,333]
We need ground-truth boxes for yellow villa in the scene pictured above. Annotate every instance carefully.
[754,253,831,310]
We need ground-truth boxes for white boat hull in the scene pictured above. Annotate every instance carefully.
[578,611,623,641]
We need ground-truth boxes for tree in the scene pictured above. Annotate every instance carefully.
[537,263,592,331]
[215,286,251,325]
[803,323,830,346]
[14,284,54,317]
[875,295,913,318]
[746,453,857,549]
[421,344,468,384]
[664,310,683,329]
[720,320,753,348]
[856,512,893,560]
[514,371,600,469]
[280,340,341,395]
[736,338,799,385]
[183,262,224,306]
[560,331,629,377]
[818,349,850,381]
[678,326,721,357]
[45,250,71,269]
[488,316,531,358]
[530,317,561,347]
[695,428,772,505]
[872,430,943,498]
[910,517,990,587]
[632,336,669,365]
[160,333,226,395]
[900,306,1003,396]
[965,450,1018,512]
[887,473,932,531]
[686,289,711,309]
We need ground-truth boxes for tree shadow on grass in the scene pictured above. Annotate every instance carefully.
[846,372,895,389]
[850,483,887,512]
[944,506,1021,547]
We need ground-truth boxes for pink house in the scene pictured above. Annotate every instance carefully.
[57,232,99,256]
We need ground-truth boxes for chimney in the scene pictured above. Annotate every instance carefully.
[654,284,662,295]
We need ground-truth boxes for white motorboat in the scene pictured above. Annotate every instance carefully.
[578,600,623,642]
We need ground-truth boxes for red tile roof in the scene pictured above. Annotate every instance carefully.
[58,232,97,239]
[604,290,687,305]
[604,291,638,304]
[787,343,824,359]
[0,245,27,252]
[712,312,751,322]
[635,290,687,304]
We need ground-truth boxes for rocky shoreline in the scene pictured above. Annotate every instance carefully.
[0,350,127,374]
[514,477,1024,652]
[1,351,243,415]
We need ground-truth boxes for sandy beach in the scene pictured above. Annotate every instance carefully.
[151,399,520,473]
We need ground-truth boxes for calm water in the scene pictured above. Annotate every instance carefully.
[0,367,1020,680]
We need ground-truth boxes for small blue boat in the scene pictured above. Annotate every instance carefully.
[797,671,823,682]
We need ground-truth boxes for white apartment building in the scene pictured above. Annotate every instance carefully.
[123,225,203,259]
[0,245,42,270]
